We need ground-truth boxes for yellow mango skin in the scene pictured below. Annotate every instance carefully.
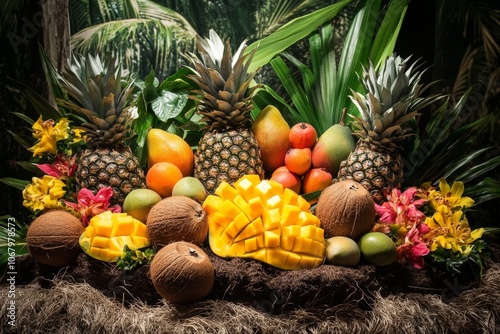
[79,211,150,262]
[203,176,325,270]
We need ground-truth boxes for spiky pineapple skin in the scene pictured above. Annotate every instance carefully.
[337,141,403,204]
[76,146,146,206]
[194,128,264,194]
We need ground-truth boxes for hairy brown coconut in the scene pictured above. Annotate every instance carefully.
[146,196,208,248]
[315,180,376,240]
[26,210,84,267]
[150,241,214,304]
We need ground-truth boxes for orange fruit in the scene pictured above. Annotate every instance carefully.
[147,129,194,177]
[284,148,311,176]
[146,162,183,198]
[301,168,333,194]
[270,170,301,194]
[289,123,317,149]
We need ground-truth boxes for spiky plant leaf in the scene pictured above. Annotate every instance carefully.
[403,91,498,191]
[0,217,29,279]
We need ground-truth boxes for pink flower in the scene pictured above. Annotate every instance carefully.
[396,223,430,269]
[37,154,77,180]
[64,187,121,226]
[376,187,427,227]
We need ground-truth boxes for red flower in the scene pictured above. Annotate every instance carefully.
[37,154,77,180]
[65,187,121,226]
[396,223,430,269]
[376,187,427,227]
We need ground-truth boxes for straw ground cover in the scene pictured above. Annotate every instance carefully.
[1,243,500,333]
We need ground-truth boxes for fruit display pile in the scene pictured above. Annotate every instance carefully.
[3,28,492,309]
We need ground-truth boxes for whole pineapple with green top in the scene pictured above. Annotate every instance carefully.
[187,30,264,194]
[337,54,442,203]
[59,54,146,206]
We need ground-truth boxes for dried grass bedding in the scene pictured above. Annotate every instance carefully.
[2,244,500,334]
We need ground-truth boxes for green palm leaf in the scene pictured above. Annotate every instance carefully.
[403,91,499,198]
[258,0,408,134]
[0,217,29,279]
[246,0,353,73]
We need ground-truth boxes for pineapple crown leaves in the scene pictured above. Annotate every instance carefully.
[57,53,136,145]
[349,54,444,148]
[186,29,262,131]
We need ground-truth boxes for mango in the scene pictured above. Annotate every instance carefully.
[203,175,326,270]
[79,211,150,262]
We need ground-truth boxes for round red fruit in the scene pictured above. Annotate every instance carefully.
[289,123,317,149]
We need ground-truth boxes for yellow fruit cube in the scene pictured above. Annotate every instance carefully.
[91,236,109,249]
[291,237,313,254]
[234,217,264,242]
[264,230,280,248]
[215,181,239,201]
[220,199,243,219]
[280,236,295,251]
[280,205,301,226]
[233,195,253,220]
[248,197,265,220]
[282,225,301,237]
[234,175,260,201]
[262,208,281,230]
[256,180,283,200]
[296,195,311,211]
[281,188,299,206]
[203,195,225,214]
[265,195,283,210]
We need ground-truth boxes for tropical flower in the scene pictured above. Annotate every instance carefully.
[395,223,430,269]
[22,175,67,213]
[375,187,427,226]
[424,205,484,255]
[427,178,475,211]
[64,187,121,226]
[29,116,70,157]
[37,154,77,180]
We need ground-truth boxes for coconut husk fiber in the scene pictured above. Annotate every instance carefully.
[2,242,500,333]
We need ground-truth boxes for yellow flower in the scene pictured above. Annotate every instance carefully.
[71,128,85,144]
[424,205,484,254]
[22,175,67,212]
[29,116,70,156]
[427,178,474,211]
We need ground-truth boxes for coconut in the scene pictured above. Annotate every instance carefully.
[150,241,214,304]
[315,180,375,240]
[146,196,208,248]
[26,210,84,267]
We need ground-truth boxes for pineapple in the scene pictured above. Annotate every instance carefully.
[59,54,146,206]
[337,54,443,203]
[187,29,265,194]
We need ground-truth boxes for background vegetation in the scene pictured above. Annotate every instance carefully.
[0,0,498,228]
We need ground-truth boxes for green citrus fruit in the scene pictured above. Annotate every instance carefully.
[325,236,361,267]
[357,232,397,266]
[172,177,207,202]
[123,189,162,223]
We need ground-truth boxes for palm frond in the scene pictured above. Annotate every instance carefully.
[403,91,498,189]
[0,217,29,279]
[245,0,353,73]
[71,18,195,80]
[258,0,408,134]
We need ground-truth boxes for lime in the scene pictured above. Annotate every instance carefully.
[358,232,396,266]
